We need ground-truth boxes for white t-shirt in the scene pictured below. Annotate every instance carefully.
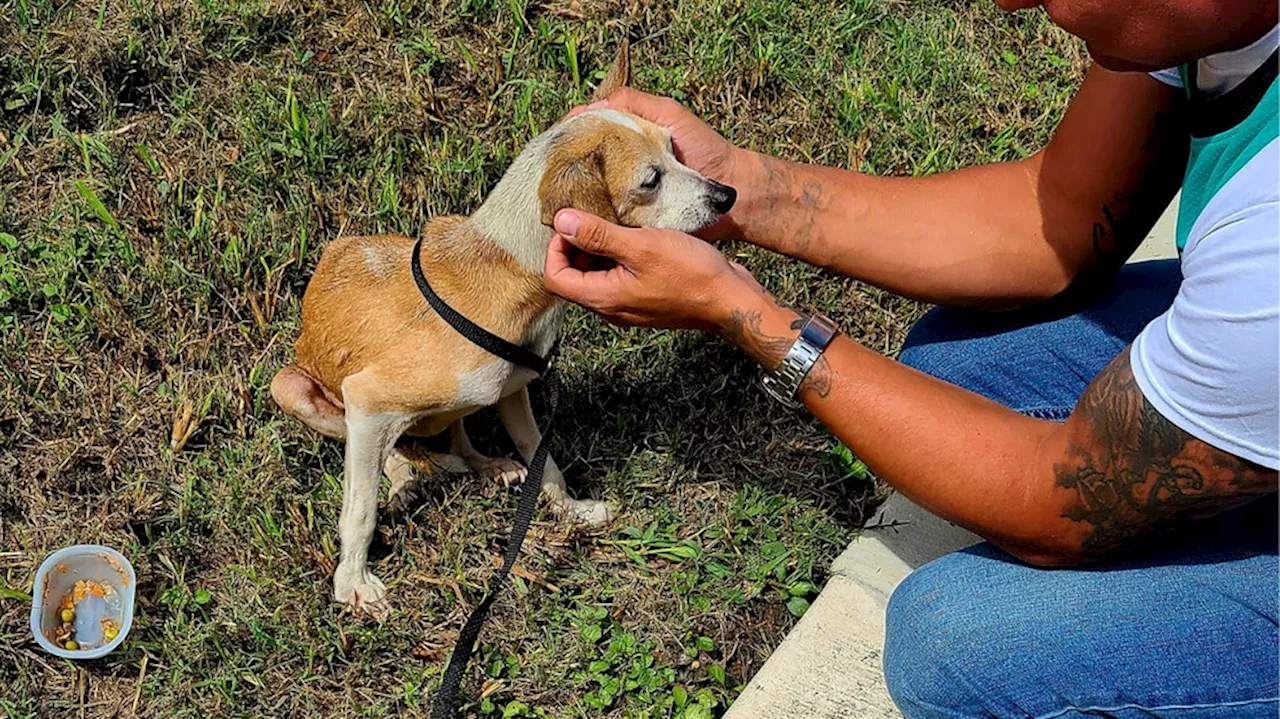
[1149,25,1279,98]
[1133,31,1280,469]
[1130,140,1279,468]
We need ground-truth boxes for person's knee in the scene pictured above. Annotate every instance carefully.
[897,306,990,390]
[897,307,954,373]
[883,551,1004,718]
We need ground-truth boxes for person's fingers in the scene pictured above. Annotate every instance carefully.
[570,246,616,272]
[545,233,585,283]
[565,99,609,120]
[994,0,1042,10]
[544,234,626,306]
[605,87,685,126]
[553,210,642,263]
[569,244,595,272]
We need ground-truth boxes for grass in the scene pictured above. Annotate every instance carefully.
[0,0,1084,716]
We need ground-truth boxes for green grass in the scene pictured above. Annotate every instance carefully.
[0,0,1083,716]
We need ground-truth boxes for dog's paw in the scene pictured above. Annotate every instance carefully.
[472,457,527,487]
[334,566,390,620]
[427,452,471,475]
[556,498,615,528]
[387,478,424,513]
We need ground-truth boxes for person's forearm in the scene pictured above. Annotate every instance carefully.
[720,286,1085,562]
[716,282,1277,564]
[725,67,1187,308]
[728,151,1076,307]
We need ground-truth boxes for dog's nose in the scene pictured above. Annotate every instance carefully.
[709,181,737,214]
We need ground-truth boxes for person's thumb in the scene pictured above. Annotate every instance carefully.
[554,209,634,261]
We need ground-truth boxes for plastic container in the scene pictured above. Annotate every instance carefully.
[30,545,136,659]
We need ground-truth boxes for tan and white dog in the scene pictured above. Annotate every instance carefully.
[271,45,737,617]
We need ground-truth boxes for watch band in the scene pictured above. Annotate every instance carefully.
[761,314,839,407]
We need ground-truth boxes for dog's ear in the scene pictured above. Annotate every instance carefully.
[591,39,630,102]
[539,144,619,226]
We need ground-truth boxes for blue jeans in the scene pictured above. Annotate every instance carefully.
[884,261,1279,719]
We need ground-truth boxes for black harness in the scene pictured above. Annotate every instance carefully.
[413,236,554,718]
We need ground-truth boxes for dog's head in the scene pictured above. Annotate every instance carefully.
[537,41,736,234]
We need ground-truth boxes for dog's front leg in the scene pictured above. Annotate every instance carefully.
[496,387,613,526]
[334,378,408,619]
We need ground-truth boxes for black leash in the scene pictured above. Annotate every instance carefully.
[413,236,554,718]
[430,434,550,718]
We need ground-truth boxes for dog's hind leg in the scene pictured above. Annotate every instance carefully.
[271,365,346,440]
[383,448,423,512]
[273,365,423,506]
[384,441,474,511]
[496,387,614,527]
[449,418,526,487]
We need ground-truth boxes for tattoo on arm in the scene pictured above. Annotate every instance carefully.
[1083,104,1187,277]
[1054,348,1276,555]
[756,156,829,257]
[720,309,833,399]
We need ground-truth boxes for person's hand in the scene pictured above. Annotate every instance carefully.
[565,89,755,240]
[543,209,767,333]
[994,0,1043,10]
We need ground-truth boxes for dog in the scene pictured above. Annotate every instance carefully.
[270,43,738,617]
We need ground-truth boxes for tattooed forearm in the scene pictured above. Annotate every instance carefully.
[721,309,792,369]
[751,155,830,258]
[1054,348,1276,555]
[720,310,833,399]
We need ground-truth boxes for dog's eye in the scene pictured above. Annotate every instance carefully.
[640,167,663,191]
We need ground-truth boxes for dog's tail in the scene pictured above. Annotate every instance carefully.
[592,39,630,102]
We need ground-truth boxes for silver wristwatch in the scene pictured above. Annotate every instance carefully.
[761,314,839,407]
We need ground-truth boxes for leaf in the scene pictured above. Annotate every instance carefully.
[786,596,810,618]
[683,705,712,719]
[194,588,212,604]
[694,688,718,708]
[0,232,16,250]
[0,587,32,602]
[581,624,603,643]
[695,636,714,653]
[704,561,731,580]
[707,664,725,685]
[75,181,119,229]
[789,581,819,597]
[657,544,699,561]
[621,545,646,566]
[760,541,787,558]
[671,685,688,708]
[1001,49,1018,66]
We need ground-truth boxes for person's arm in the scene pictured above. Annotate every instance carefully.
[603,66,1188,308]
[721,287,1274,564]
[543,212,1277,566]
